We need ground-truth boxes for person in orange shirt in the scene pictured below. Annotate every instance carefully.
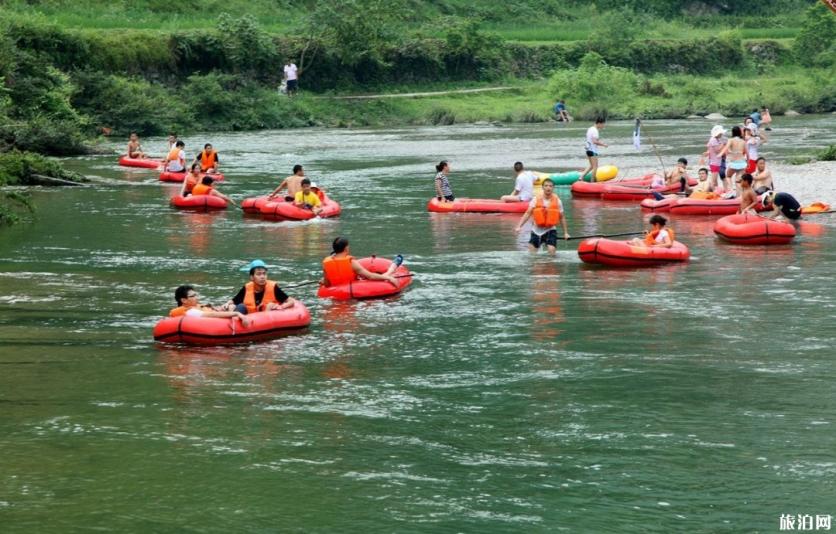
[190,176,237,206]
[194,143,220,174]
[168,285,248,326]
[179,163,202,196]
[321,237,401,288]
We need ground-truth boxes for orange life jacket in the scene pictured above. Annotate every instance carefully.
[167,147,181,162]
[532,195,560,227]
[169,306,188,317]
[184,173,199,193]
[645,227,675,245]
[322,255,357,286]
[199,150,217,171]
[191,183,212,196]
[243,280,278,313]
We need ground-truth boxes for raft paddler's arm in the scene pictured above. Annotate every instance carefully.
[515,205,535,232]
[560,210,570,240]
[268,179,288,199]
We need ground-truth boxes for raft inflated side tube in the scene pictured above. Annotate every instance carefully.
[153,306,311,345]
[260,192,341,220]
[317,257,412,300]
[570,173,660,197]
[578,238,690,267]
[170,195,228,210]
[713,213,796,245]
[119,156,162,169]
[241,195,273,214]
[640,197,676,212]
[670,198,767,216]
[427,198,529,213]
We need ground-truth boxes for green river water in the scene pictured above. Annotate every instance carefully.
[1,117,835,532]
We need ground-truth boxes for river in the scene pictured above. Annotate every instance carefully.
[1,116,835,532]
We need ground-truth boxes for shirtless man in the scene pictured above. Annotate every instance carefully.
[126,132,146,159]
[751,157,774,195]
[666,157,691,194]
[268,164,306,201]
[738,174,759,213]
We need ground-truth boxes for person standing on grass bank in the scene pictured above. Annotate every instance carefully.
[501,162,536,203]
[126,132,146,159]
[579,117,607,181]
[515,178,570,255]
[283,59,299,97]
[268,165,306,201]
[434,161,454,202]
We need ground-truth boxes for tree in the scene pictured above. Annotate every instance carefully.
[793,2,836,66]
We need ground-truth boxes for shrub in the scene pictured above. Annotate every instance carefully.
[548,52,638,106]
[818,145,836,161]
[793,3,836,66]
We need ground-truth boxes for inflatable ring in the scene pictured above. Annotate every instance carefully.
[170,195,228,210]
[713,213,795,245]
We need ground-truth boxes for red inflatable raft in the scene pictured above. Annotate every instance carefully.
[640,197,677,212]
[713,213,796,245]
[427,197,529,213]
[160,171,225,183]
[570,173,659,197]
[170,194,228,210]
[119,156,161,169]
[260,192,341,220]
[153,305,311,345]
[317,257,412,300]
[578,238,691,267]
[241,195,273,214]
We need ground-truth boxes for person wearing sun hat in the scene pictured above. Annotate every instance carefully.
[762,190,802,221]
[223,259,296,314]
[703,125,727,192]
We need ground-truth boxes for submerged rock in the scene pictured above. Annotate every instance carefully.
[705,113,726,120]
[784,110,801,116]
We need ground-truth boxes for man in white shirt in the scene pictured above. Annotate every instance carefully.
[283,59,299,97]
[501,161,536,202]
[515,179,570,255]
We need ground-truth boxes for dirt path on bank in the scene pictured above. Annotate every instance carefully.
[320,86,515,100]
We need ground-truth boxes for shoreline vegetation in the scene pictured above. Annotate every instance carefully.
[0,0,834,222]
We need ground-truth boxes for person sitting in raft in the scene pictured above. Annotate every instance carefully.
[191,176,237,206]
[223,260,296,315]
[268,164,306,201]
[501,162,536,203]
[169,285,249,325]
[515,178,570,255]
[666,157,691,194]
[194,143,220,174]
[628,214,675,249]
[163,140,186,172]
[434,160,454,202]
[762,191,802,221]
[126,132,146,159]
[691,168,712,194]
[179,163,202,197]
[752,157,773,195]
[738,174,759,214]
[321,237,402,288]
[294,178,322,216]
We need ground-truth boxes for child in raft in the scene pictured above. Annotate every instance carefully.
[434,161,454,202]
[169,285,249,326]
[191,176,237,206]
[738,174,759,214]
[628,215,674,249]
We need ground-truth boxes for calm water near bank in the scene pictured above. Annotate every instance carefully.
[1,117,835,532]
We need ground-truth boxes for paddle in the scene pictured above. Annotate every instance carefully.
[284,273,414,289]
[565,231,644,241]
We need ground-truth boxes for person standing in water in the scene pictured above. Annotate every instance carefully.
[515,178,570,255]
[704,125,727,192]
[719,126,747,195]
[579,117,607,182]
[434,161,454,202]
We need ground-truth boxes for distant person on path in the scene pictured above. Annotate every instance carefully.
[283,59,299,97]
[268,165,306,201]
[501,162,536,203]
[703,125,727,192]
[191,176,237,206]
[194,143,220,174]
[627,215,674,249]
[738,174,759,213]
[515,178,570,255]
[434,160,454,202]
[179,163,202,196]
[553,100,571,122]
[126,132,146,159]
[163,140,186,172]
[294,178,322,216]
[169,285,249,326]
[321,237,401,288]
[762,191,802,221]
[752,157,774,195]
[224,260,296,314]
[579,117,607,181]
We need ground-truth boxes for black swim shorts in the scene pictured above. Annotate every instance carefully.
[529,230,558,248]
